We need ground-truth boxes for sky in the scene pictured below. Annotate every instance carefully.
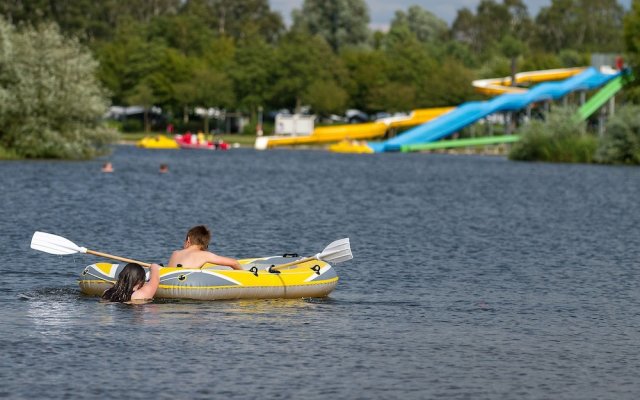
[270,0,633,30]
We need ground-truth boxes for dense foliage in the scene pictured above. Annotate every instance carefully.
[509,107,598,163]
[595,105,640,164]
[0,0,637,159]
[509,104,640,165]
[0,0,631,122]
[0,19,117,159]
[623,0,640,102]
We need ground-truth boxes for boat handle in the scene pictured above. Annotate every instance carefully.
[268,265,281,274]
[249,266,259,277]
[311,265,321,275]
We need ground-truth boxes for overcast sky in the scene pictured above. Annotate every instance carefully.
[270,0,632,30]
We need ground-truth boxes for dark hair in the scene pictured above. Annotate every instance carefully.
[187,225,211,250]
[102,263,146,302]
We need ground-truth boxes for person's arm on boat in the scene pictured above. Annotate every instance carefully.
[204,253,242,270]
[131,263,161,299]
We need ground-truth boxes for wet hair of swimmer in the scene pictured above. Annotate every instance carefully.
[102,263,146,302]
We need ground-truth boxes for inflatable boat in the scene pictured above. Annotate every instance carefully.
[31,232,351,301]
[79,256,339,300]
[174,134,229,150]
[137,135,179,149]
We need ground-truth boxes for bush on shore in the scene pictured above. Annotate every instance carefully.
[509,106,597,163]
[0,18,118,159]
[595,105,640,164]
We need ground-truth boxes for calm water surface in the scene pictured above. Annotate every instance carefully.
[1,145,640,399]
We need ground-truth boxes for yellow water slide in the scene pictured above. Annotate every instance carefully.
[254,67,587,150]
[254,107,453,150]
[472,67,586,95]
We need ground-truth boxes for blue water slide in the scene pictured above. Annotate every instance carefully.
[369,67,619,153]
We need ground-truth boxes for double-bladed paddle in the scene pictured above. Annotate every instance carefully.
[30,231,151,267]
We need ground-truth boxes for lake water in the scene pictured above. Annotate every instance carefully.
[1,145,640,399]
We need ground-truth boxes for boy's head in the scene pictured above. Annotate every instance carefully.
[186,225,211,250]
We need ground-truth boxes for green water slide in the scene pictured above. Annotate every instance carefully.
[575,73,634,122]
[400,135,520,152]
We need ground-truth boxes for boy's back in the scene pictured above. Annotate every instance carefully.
[168,247,240,269]
[168,225,242,270]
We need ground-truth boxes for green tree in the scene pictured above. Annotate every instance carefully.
[181,0,284,42]
[388,5,448,44]
[147,13,216,56]
[270,32,348,112]
[501,34,527,85]
[451,0,532,58]
[423,59,477,106]
[304,80,348,116]
[520,52,563,71]
[173,80,199,124]
[0,0,181,43]
[231,37,276,116]
[95,24,196,114]
[0,19,117,159]
[102,36,167,104]
[126,83,156,132]
[291,0,370,52]
[341,49,391,112]
[533,0,625,53]
[624,0,640,81]
[384,32,440,108]
[191,64,235,133]
[367,82,416,112]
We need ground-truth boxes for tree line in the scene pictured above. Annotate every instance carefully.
[0,0,632,124]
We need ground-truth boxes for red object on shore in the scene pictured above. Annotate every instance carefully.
[174,134,229,150]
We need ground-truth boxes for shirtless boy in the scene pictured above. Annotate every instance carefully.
[168,225,243,270]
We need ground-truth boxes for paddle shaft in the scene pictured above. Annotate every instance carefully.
[86,249,151,267]
[270,256,315,272]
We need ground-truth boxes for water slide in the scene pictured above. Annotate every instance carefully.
[575,72,633,122]
[367,67,620,153]
[472,67,586,95]
[253,67,602,150]
[254,107,453,149]
[400,70,632,153]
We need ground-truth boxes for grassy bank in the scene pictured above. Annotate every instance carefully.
[0,145,20,160]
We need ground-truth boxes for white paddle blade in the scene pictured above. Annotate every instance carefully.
[317,238,353,264]
[30,231,87,255]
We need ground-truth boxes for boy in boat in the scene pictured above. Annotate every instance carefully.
[167,225,243,270]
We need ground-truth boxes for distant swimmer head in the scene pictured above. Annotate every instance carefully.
[101,162,114,173]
